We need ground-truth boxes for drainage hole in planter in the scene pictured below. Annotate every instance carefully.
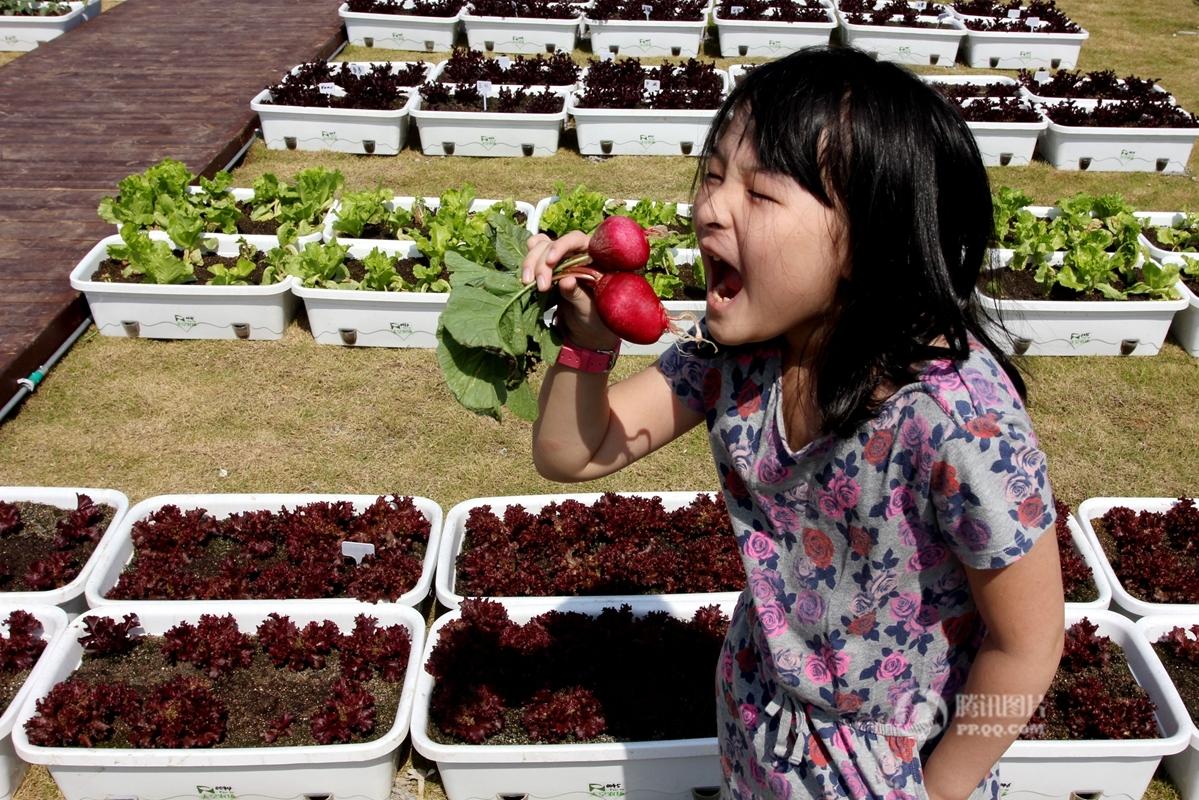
[284,136,297,150]
[1120,338,1139,355]
[1051,58,1061,68]
[363,139,376,154]
[1156,158,1169,171]
[522,144,534,156]
[1068,793,1101,800]
[304,794,332,800]
[231,322,250,339]
[364,36,374,47]
[999,152,1012,166]
[546,43,556,52]
[1078,157,1092,170]
[738,45,748,55]
[496,795,528,800]
[990,57,999,67]
[928,53,939,65]
[425,40,435,51]
[692,788,721,800]
[671,46,681,55]
[484,40,494,50]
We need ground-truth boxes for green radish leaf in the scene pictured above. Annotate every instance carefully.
[436,328,508,420]
[492,211,531,273]
[505,379,538,422]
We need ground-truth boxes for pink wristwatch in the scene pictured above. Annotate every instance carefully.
[557,338,621,373]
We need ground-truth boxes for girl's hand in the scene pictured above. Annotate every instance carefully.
[522,231,621,351]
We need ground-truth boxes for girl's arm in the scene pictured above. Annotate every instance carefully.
[524,232,705,482]
[921,531,1065,800]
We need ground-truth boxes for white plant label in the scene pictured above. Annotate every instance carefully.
[912,1,925,10]
[318,82,345,96]
[341,541,376,565]
[477,79,493,110]
[1006,8,1020,17]
[644,79,661,93]
[600,50,615,60]
[641,2,652,17]
[1034,69,1050,83]
[497,56,511,70]
[730,4,744,12]
[347,62,368,76]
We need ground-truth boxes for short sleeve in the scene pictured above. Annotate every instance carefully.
[929,410,1056,570]
[655,325,717,416]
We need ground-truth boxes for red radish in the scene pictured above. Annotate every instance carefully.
[593,272,670,345]
[588,216,650,272]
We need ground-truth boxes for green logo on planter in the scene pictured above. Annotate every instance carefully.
[390,322,413,339]
[1069,332,1091,347]
[588,784,625,798]
[639,133,656,147]
[1019,50,1032,58]
[768,39,782,48]
[897,45,912,56]
[1120,148,1136,160]
[3,35,16,44]
[321,130,337,142]
[639,38,652,47]
[174,315,197,331]
[480,134,497,149]
[513,35,525,44]
[197,786,235,800]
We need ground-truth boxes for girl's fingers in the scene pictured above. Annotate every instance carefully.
[521,230,592,292]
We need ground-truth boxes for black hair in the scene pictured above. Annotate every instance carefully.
[697,46,1025,437]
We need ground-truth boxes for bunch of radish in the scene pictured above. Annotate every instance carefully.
[551,216,686,346]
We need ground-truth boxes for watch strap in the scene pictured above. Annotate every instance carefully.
[557,338,620,373]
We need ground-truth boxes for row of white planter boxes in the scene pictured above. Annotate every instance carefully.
[339,0,1089,66]
[76,218,1199,359]
[0,0,100,52]
[9,485,1199,618]
[2,601,1197,800]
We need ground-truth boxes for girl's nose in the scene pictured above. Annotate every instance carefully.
[695,184,732,233]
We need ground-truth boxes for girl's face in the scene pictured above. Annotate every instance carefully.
[693,112,848,354]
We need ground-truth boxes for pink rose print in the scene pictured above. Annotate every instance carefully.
[774,649,804,680]
[907,543,948,571]
[721,650,734,684]
[756,601,788,637]
[840,760,867,800]
[965,413,1002,438]
[804,654,832,685]
[831,726,855,754]
[822,645,850,678]
[794,589,826,625]
[748,567,781,601]
[898,416,931,450]
[1004,473,1036,503]
[743,531,777,562]
[963,369,1001,406]
[912,604,941,632]
[848,592,875,618]
[818,472,861,518]
[889,592,921,620]
[1013,445,1047,476]
[877,651,910,680]
[767,501,803,532]
[885,486,916,520]
[739,703,759,730]
[956,517,992,552]
[767,771,792,799]
[886,791,919,800]
[878,749,900,777]
[757,453,789,484]
[748,754,767,785]
[923,362,965,392]
[1018,495,1047,527]
[868,571,898,600]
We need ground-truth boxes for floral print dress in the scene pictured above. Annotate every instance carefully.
[657,335,1055,800]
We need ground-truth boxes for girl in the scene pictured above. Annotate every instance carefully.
[522,47,1064,800]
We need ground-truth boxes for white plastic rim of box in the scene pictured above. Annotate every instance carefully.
[435,490,739,609]
[412,596,731,800]
[0,487,129,615]
[69,233,299,341]
[1076,497,1199,618]
[0,605,67,800]
[1134,614,1199,800]
[12,602,426,800]
[83,493,443,608]
[999,609,1191,800]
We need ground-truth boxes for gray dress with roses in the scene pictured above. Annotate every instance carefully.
[656,336,1055,800]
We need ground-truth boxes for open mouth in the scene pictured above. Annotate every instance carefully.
[705,251,743,306]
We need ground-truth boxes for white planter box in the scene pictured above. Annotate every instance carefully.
[1134,212,1199,354]
[919,75,1046,166]
[726,63,754,87]
[12,602,426,800]
[294,240,447,348]
[79,0,98,21]
[976,262,1187,356]
[957,21,1088,69]
[1135,615,1199,800]
[1037,109,1199,174]
[1076,497,1199,619]
[569,71,729,157]
[1062,512,1112,611]
[0,487,129,616]
[584,5,711,57]
[711,5,836,57]
[412,597,729,800]
[84,494,443,608]
[835,9,965,66]
[70,233,298,340]
[339,2,461,52]
[998,609,1191,800]
[0,605,67,800]
[436,491,736,609]
[251,62,420,155]
[410,86,570,156]
[461,10,583,53]
[0,2,85,51]
[114,188,324,248]
[529,197,702,354]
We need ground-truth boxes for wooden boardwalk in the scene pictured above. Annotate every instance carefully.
[0,0,344,400]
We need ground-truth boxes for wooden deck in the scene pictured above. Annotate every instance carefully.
[0,0,345,400]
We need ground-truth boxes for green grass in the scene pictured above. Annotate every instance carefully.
[2,1,1199,799]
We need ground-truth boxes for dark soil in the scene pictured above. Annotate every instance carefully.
[345,211,527,241]
[1152,644,1199,727]
[70,636,404,749]
[235,201,280,236]
[668,261,707,301]
[1185,274,1199,296]
[92,253,279,286]
[978,268,1131,302]
[0,668,33,716]
[1034,639,1153,740]
[0,501,116,592]
[343,256,441,288]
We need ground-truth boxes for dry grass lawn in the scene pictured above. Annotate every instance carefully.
[2,1,1198,799]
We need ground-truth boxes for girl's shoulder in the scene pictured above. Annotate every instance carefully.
[902,338,1032,437]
